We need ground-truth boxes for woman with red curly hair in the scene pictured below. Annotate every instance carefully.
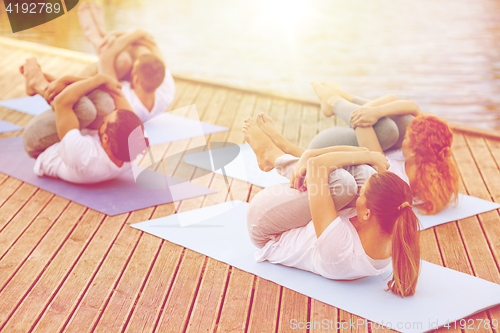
[309,81,459,215]
[254,82,458,215]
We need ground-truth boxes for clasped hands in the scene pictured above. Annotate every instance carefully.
[289,149,389,192]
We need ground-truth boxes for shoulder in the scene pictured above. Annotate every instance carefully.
[385,148,404,161]
[57,129,99,164]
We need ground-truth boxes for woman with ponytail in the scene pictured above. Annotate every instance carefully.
[247,146,421,296]
[363,172,421,297]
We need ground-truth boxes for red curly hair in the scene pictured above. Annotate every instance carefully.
[406,115,459,215]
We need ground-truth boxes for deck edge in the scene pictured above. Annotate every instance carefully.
[1,36,498,140]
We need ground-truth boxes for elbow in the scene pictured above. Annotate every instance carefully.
[53,93,74,110]
[385,94,398,102]
[410,101,422,116]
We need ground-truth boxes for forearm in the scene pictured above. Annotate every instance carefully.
[314,150,376,172]
[54,75,106,108]
[107,30,144,56]
[363,94,398,108]
[305,146,368,158]
[375,100,421,118]
[60,75,88,84]
[306,158,338,237]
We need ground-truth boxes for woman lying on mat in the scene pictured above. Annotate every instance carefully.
[255,82,459,215]
[243,119,420,297]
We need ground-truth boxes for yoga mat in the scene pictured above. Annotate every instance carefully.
[131,201,500,333]
[144,113,228,146]
[0,136,215,216]
[183,143,289,188]
[0,120,23,133]
[0,95,51,116]
[183,144,500,227]
[416,194,500,229]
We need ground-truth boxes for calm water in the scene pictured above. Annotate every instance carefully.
[1,0,500,130]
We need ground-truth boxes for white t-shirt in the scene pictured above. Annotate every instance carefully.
[255,208,391,280]
[121,68,176,123]
[386,148,410,186]
[34,129,131,184]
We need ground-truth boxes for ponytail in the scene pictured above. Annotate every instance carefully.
[364,172,421,297]
[387,205,421,297]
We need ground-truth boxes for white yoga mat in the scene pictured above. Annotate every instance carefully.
[183,144,500,228]
[144,113,228,146]
[131,201,500,333]
[417,194,500,229]
[0,95,51,116]
[183,143,289,188]
[0,120,23,133]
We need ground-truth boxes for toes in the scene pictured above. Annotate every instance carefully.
[256,114,264,125]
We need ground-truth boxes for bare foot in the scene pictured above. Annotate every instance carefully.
[20,58,46,96]
[255,112,279,140]
[78,1,105,50]
[90,1,107,36]
[311,81,336,117]
[243,117,284,172]
[255,112,306,158]
[322,81,355,101]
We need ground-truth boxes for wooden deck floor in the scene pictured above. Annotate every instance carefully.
[1,39,500,333]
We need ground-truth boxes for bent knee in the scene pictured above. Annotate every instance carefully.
[374,117,399,151]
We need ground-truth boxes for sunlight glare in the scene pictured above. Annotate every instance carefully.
[261,0,312,31]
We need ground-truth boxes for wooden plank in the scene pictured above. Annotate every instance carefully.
[452,134,500,284]
[208,90,243,143]
[61,209,153,332]
[216,268,254,332]
[247,278,281,333]
[283,102,302,146]
[195,86,216,120]
[0,182,37,231]
[186,259,229,333]
[0,202,87,331]
[0,187,51,258]
[90,81,208,332]
[165,80,189,112]
[0,176,22,209]
[5,210,115,333]
[269,98,287,135]
[448,133,500,333]
[339,312,369,333]
[0,196,69,291]
[154,250,206,332]
[122,205,182,333]
[299,104,319,149]
[277,287,309,333]
[225,93,257,145]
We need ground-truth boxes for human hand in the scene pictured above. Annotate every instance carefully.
[44,77,70,104]
[98,74,122,97]
[350,107,380,129]
[370,151,390,171]
[290,151,312,191]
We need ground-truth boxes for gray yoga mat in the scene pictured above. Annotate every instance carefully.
[0,136,215,216]
[131,201,500,333]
